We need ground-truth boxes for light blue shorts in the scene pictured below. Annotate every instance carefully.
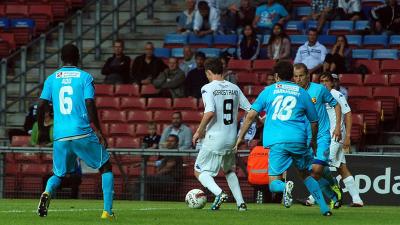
[52,132,110,177]
[268,143,312,176]
[314,132,331,165]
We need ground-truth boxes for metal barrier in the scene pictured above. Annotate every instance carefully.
[0,0,157,126]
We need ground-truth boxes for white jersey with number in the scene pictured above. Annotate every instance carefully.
[326,89,351,140]
[201,80,251,154]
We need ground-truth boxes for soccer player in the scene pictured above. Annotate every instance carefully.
[319,72,364,207]
[36,44,114,219]
[236,61,332,216]
[293,63,343,209]
[192,58,251,211]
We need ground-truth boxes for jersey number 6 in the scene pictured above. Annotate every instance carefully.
[272,95,297,121]
[59,86,73,115]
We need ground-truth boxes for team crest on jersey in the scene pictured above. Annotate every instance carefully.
[276,84,282,88]
[311,97,317,104]
[56,71,80,78]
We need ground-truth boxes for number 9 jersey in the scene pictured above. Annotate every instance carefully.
[251,81,318,148]
[200,80,251,154]
[40,66,94,141]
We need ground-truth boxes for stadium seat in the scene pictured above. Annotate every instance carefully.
[345,35,362,48]
[114,137,141,148]
[197,48,221,57]
[351,113,365,144]
[352,49,372,59]
[5,163,19,175]
[147,98,172,110]
[70,0,85,8]
[243,85,265,97]
[363,74,389,86]
[173,98,198,110]
[198,99,205,110]
[389,35,400,48]
[0,33,15,58]
[100,123,109,136]
[285,21,305,35]
[95,84,114,96]
[373,49,398,60]
[164,34,187,48]
[318,35,337,47]
[289,35,307,46]
[354,59,380,74]
[363,35,388,49]
[361,0,385,7]
[347,86,373,107]
[329,20,354,35]
[295,6,311,18]
[135,123,151,137]
[292,0,312,6]
[261,35,271,46]
[305,20,329,34]
[114,84,140,96]
[0,18,10,32]
[154,48,171,59]
[188,34,212,48]
[95,97,119,109]
[106,137,115,148]
[11,136,30,147]
[227,59,251,72]
[153,110,174,122]
[181,111,202,123]
[127,110,152,122]
[390,75,400,86]
[381,60,400,73]
[0,5,4,18]
[354,99,382,134]
[213,35,238,48]
[101,110,126,123]
[51,0,69,21]
[140,84,160,96]
[21,164,47,175]
[14,153,40,162]
[171,48,183,58]
[339,74,363,86]
[29,5,53,32]
[10,19,34,46]
[354,20,370,32]
[120,97,146,110]
[6,4,28,19]
[252,59,275,73]
[109,123,136,137]
[373,87,399,121]
[237,72,258,85]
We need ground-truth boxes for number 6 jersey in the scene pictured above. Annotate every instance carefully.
[40,66,94,140]
[201,80,251,153]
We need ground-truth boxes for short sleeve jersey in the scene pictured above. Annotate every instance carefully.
[40,66,94,140]
[326,89,351,136]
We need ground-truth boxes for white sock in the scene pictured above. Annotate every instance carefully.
[308,194,315,204]
[198,172,222,196]
[226,172,245,206]
[343,176,363,204]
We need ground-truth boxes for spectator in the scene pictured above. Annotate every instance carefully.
[335,0,362,21]
[30,110,53,147]
[371,0,400,34]
[220,1,241,34]
[177,0,197,34]
[237,25,260,60]
[131,42,167,85]
[179,45,197,76]
[152,57,186,98]
[185,52,208,98]
[252,0,289,34]
[220,55,237,84]
[323,35,350,74]
[197,0,219,9]
[142,122,161,149]
[305,0,335,34]
[193,1,221,36]
[238,0,256,29]
[294,28,327,75]
[266,23,291,60]
[101,40,131,84]
[160,112,193,150]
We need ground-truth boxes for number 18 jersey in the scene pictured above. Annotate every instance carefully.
[251,81,318,148]
[201,80,251,153]
[40,66,94,141]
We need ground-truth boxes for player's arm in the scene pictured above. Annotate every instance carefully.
[85,99,107,148]
[303,90,319,153]
[324,87,342,141]
[192,86,215,145]
[37,99,51,145]
[234,109,259,152]
[343,111,352,153]
[310,122,318,154]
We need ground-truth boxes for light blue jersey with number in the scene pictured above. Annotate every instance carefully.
[40,66,94,140]
[251,81,318,147]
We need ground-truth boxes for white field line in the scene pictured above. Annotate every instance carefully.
[0,207,178,214]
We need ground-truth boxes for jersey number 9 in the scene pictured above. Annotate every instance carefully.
[272,95,297,121]
[223,99,233,125]
[59,86,73,115]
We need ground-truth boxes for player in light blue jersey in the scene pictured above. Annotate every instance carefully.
[36,44,114,220]
[293,63,343,209]
[235,61,332,216]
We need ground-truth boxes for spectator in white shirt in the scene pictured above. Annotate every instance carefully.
[179,45,197,76]
[177,0,197,34]
[193,1,220,36]
[335,0,362,21]
[294,28,327,75]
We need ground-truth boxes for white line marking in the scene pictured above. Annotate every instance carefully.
[0,207,178,214]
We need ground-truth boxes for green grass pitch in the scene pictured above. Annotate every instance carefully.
[0,199,398,225]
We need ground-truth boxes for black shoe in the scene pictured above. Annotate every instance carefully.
[37,192,51,217]
[238,203,247,211]
[323,211,333,216]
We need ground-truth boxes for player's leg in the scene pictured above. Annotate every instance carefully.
[339,163,363,206]
[222,152,246,211]
[99,161,114,217]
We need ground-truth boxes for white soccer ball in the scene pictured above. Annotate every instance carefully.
[185,189,207,209]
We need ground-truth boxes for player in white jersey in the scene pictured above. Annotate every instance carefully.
[320,72,364,207]
[193,58,251,211]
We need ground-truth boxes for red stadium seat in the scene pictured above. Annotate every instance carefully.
[120,97,146,110]
[14,153,40,162]
[41,153,52,163]
[173,98,198,110]
[353,99,382,134]
[252,60,275,73]
[95,84,114,96]
[20,164,48,175]
[114,137,141,148]
[381,60,400,74]
[114,84,140,97]
[354,59,380,74]
[198,99,205,110]
[243,85,265,97]
[101,110,126,123]
[100,123,109,136]
[351,113,365,144]
[0,33,16,50]
[106,137,115,148]
[237,72,258,85]
[140,84,160,96]
[70,0,85,8]
[227,59,251,72]
[29,5,53,32]
[373,87,399,121]
[347,86,373,107]
[363,74,389,86]
[6,5,28,19]
[51,0,69,21]
[127,110,152,122]
[339,74,363,86]
[147,98,172,110]
[11,136,30,147]
[109,123,136,137]
[0,35,14,58]
[135,123,150,137]
[153,110,174,122]
[95,97,119,110]
[181,111,202,123]
[0,5,5,18]
[5,164,20,175]
[389,74,400,86]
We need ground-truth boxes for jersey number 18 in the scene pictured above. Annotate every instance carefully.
[271,95,297,121]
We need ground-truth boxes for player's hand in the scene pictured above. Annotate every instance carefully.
[332,127,342,142]
[233,137,243,154]
[343,136,351,153]
[95,130,108,149]
[192,129,205,146]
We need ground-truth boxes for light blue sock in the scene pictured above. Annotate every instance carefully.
[304,176,330,214]
[102,172,114,214]
[318,178,338,201]
[45,175,61,196]
[322,167,338,186]
[270,180,285,193]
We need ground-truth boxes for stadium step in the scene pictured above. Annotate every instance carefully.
[381,132,400,145]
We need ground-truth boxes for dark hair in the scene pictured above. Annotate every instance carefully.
[168,134,180,143]
[336,35,349,49]
[195,51,206,59]
[293,63,309,75]
[308,28,318,34]
[204,58,223,75]
[273,61,293,81]
[172,111,182,117]
[198,1,210,10]
[114,39,124,48]
[320,71,334,82]
[267,23,289,46]
[61,44,79,66]
[145,41,154,47]
[241,24,257,44]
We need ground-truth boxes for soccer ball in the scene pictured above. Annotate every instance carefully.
[185,189,207,209]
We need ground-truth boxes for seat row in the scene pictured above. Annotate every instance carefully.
[95,84,164,97]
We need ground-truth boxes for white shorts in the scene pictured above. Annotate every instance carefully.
[194,149,236,177]
[329,140,346,168]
